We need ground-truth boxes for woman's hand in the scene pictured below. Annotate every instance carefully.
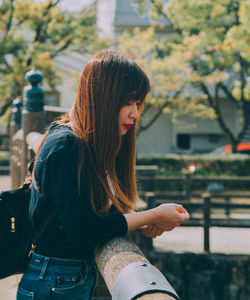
[151,203,190,232]
[139,224,164,238]
[124,203,190,234]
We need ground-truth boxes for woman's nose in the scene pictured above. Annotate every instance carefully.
[130,103,139,119]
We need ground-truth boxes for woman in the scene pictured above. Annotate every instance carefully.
[17,50,189,299]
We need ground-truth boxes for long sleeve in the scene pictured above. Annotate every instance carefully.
[45,136,128,252]
[30,123,128,259]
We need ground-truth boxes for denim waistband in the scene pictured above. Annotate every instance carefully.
[27,253,92,279]
[31,253,85,266]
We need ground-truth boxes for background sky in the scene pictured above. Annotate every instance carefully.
[56,0,95,12]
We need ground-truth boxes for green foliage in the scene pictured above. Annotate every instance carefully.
[131,0,250,150]
[137,154,250,190]
[137,154,250,176]
[0,0,97,119]
[0,150,10,165]
[117,27,215,135]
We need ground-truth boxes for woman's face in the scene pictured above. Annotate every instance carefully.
[118,100,140,135]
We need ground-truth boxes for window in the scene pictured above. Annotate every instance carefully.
[208,134,220,144]
[177,134,190,150]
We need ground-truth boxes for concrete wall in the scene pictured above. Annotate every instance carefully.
[170,99,240,154]
[137,98,239,155]
[137,109,173,154]
[149,251,250,300]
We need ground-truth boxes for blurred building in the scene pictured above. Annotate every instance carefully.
[4,0,246,155]
[95,0,249,155]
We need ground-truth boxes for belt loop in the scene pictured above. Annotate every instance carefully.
[39,257,50,279]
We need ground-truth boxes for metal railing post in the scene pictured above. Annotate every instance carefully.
[184,172,191,200]
[225,195,230,217]
[10,98,23,187]
[136,165,158,193]
[203,193,211,253]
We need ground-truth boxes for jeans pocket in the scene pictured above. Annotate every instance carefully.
[51,273,84,292]
[17,286,35,300]
[51,272,96,300]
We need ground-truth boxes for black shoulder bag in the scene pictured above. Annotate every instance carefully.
[0,161,54,279]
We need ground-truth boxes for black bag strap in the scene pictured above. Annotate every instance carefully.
[22,160,34,188]
[25,159,56,257]
[29,211,56,256]
[27,124,68,256]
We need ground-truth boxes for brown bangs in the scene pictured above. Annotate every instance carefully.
[119,60,150,109]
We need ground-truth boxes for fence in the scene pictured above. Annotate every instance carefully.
[137,171,250,253]
[138,173,250,199]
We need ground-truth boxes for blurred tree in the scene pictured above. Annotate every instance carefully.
[132,0,250,151]
[117,27,215,136]
[0,0,96,118]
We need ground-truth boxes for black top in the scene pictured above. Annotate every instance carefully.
[29,123,128,260]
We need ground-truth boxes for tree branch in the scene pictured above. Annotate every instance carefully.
[138,90,182,135]
[151,0,168,19]
[139,103,168,133]
[213,83,237,144]
[192,61,216,110]
[34,0,61,43]
[0,98,13,117]
[237,103,250,141]
[199,82,216,110]
[3,57,12,72]
[239,55,247,102]
[5,0,14,36]
[218,82,240,108]
[142,102,153,114]
[51,37,73,58]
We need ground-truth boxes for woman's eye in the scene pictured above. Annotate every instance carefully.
[125,101,141,108]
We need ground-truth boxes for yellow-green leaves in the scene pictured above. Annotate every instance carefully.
[0,0,97,118]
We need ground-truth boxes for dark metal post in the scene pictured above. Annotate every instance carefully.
[10,98,23,187]
[146,192,155,209]
[136,165,158,193]
[10,98,22,139]
[132,167,158,254]
[140,192,155,252]
[21,68,45,181]
[203,193,211,253]
[225,195,230,217]
[184,172,191,200]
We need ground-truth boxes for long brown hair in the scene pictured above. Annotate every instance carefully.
[36,50,150,215]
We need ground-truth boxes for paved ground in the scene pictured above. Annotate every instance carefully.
[0,175,11,191]
[154,227,250,254]
[1,175,250,299]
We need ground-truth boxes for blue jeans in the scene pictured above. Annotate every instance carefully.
[16,253,97,300]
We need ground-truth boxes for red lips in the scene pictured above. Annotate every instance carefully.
[123,124,133,130]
